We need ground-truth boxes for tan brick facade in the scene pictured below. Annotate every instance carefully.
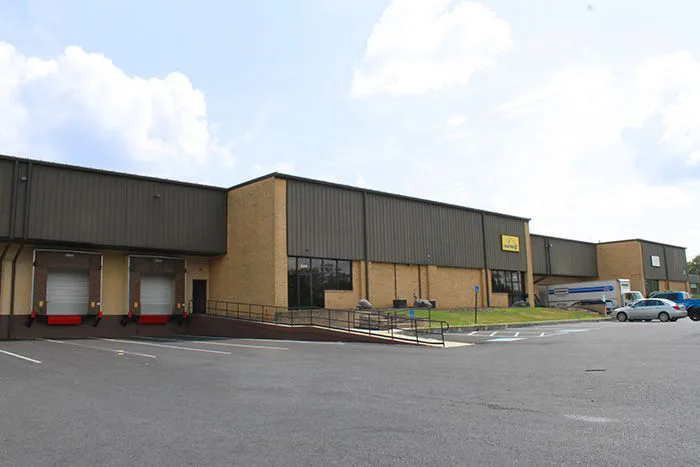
[524,222,536,306]
[0,245,33,316]
[363,261,488,309]
[325,261,364,309]
[102,253,128,316]
[597,241,645,294]
[491,293,510,308]
[209,178,286,307]
[669,281,690,292]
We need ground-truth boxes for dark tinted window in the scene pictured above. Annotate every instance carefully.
[336,261,352,290]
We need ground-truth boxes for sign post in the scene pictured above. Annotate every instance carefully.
[474,285,480,324]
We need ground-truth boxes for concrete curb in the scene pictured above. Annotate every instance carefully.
[445,317,611,333]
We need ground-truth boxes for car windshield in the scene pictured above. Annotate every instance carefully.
[629,292,644,301]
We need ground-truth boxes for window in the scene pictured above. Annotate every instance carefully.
[288,257,353,292]
[491,270,525,296]
[646,279,660,294]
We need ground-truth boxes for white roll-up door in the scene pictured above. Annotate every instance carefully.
[46,269,90,315]
[140,275,174,315]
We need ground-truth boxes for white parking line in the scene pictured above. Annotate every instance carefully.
[0,349,42,364]
[540,332,546,337]
[189,341,288,351]
[184,336,346,346]
[514,332,520,337]
[489,331,498,336]
[101,338,231,355]
[140,336,288,351]
[43,339,157,358]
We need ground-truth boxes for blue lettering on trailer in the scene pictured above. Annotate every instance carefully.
[549,285,615,295]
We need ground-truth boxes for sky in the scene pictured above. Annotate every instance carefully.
[0,0,699,259]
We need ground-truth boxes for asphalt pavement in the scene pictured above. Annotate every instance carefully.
[1,320,699,466]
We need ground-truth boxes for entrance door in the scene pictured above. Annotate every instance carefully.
[289,258,325,309]
[192,280,207,314]
[140,275,174,315]
[46,269,90,315]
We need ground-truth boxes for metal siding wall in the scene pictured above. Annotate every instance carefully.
[664,246,688,282]
[531,235,548,275]
[286,181,365,259]
[12,162,30,238]
[549,238,598,277]
[642,242,667,280]
[27,165,226,254]
[0,160,13,237]
[483,215,527,271]
[366,194,484,268]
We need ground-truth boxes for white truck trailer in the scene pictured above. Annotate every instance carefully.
[538,279,643,309]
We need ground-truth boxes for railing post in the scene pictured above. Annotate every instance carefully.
[414,319,419,344]
[391,313,394,340]
[328,309,331,328]
[248,303,252,321]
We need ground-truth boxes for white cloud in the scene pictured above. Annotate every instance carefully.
[351,0,515,98]
[629,51,700,166]
[0,42,233,179]
[369,52,700,255]
[446,114,468,126]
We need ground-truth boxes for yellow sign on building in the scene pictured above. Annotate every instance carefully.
[501,235,520,252]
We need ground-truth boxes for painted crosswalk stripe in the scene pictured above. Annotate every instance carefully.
[101,338,231,355]
[0,349,42,364]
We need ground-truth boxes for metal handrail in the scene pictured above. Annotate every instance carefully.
[193,300,447,347]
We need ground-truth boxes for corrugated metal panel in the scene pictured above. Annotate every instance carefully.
[286,180,365,259]
[664,246,688,282]
[642,242,667,280]
[0,159,13,238]
[366,194,484,268]
[26,165,227,254]
[531,235,548,275]
[483,215,527,271]
[549,238,598,277]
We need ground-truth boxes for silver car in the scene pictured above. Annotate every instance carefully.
[614,298,687,322]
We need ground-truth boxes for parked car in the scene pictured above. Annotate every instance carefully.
[613,298,687,322]
[647,291,700,321]
[570,299,614,313]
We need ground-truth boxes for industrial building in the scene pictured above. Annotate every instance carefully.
[0,154,691,340]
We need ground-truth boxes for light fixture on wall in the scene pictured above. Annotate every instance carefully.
[65,253,75,258]
[154,258,163,263]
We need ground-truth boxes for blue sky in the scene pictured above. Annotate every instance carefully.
[1,0,699,258]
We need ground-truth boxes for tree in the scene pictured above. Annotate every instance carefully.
[689,255,700,275]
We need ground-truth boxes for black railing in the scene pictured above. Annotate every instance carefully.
[197,300,448,347]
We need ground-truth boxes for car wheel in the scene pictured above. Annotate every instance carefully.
[689,309,700,321]
[658,312,670,322]
[616,312,628,322]
[690,314,700,322]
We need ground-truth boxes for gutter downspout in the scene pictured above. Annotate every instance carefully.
[7,244,24,341]
[0,244,10,315]
[362,191,370,301]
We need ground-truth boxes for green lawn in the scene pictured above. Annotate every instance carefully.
[393,307,601,326]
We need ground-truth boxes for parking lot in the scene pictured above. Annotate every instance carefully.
[2,320,700,466]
